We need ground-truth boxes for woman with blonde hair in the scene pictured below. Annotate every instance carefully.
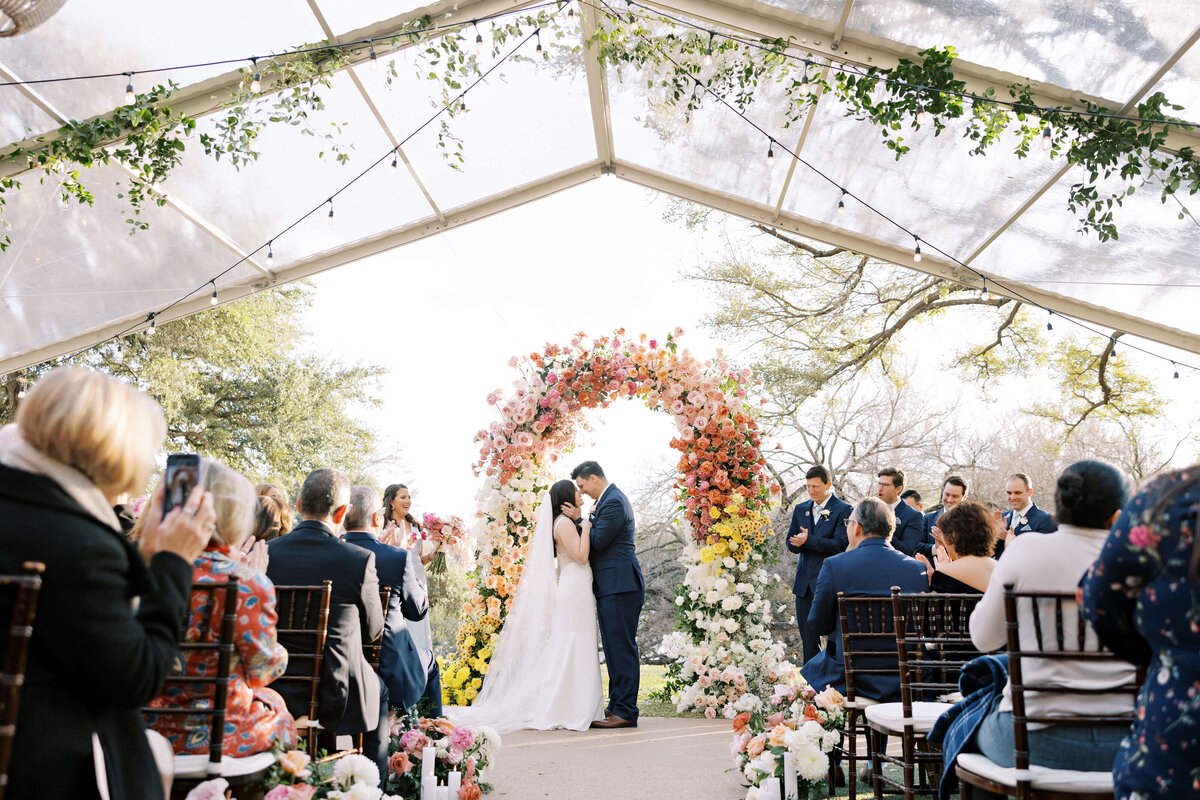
[146,460,296,756]
[0,367,214,800]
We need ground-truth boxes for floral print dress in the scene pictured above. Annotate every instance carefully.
[146,546,297,756]
[1081,468,1200,799]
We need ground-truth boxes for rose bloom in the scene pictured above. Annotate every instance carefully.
[388,752,413,775]
[732,712,752,734]
[458,780,483,800]
[745,735,766,759]
[400,729,431,753]
[767,723,790,748]
[288,787,317,800]
[449,725,475,751]
[277,750,312,778]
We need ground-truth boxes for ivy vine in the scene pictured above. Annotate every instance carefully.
[587,4,1197,242]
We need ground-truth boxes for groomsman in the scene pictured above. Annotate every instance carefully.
[923,476,969,540]
[994,472,1057,559]
[876,467,927,558]
[901,490,924,512]
[786,466,851,664]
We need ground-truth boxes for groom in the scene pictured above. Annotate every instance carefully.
[569,461,644,729]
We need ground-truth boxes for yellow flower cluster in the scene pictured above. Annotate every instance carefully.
[699,495,771,564]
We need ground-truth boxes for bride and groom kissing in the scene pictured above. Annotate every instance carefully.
[449,461,645,733]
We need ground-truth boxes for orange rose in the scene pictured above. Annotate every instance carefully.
[732,712,751,734]
[388,751,413,774]
[277,749,311,778]
[745,735,766,759]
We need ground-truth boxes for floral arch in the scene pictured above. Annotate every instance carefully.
[443,330,793,718]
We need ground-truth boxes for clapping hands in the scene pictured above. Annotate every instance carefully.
[234,537,269,573]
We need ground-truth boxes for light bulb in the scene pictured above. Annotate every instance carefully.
[981,279,990,301]
[146,317,157,336]
[476,32,483,54]
[369,46,378,70]
[567,5,574,19]
[767,140,775,166]
[703,33,714,67]
[16,389,25,399]
[114,341,124,363]
[912,238,922,262]
[124,77,134,105]
[837,190,846,214]
[210,288,218,306]
[799,62,810,95]
[1046,310,1054,331]
[250,59,261,92]
[1173,362,1180,379]
[327,204,335,225]
[266,242,274,268]
[916,102,928,125]
[1042,124,1052,151]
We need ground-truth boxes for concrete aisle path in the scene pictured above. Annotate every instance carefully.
[485,717,747,800]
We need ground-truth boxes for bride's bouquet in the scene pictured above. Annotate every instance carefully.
[732,672,846,800]
[418,513,473,574]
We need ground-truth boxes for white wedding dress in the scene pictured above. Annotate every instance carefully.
[447,497,603,733]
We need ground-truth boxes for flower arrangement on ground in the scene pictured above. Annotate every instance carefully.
[732,674,847,800]
[442,329,780,706]
[187,749,391,800]
[385,709,498,799]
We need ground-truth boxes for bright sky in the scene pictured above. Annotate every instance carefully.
[305,176,1200,519]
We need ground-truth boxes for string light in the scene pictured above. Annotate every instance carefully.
[145,314,157,336]
[703,32,713,67]
[391,147,398,170]
[799,61,810,95]
[210,284,218,305]
[980,277,990,300]
[114,340,124,362]
[250,58,261,93]
[567,3,575,19]
[536,31,546,59]
[767,138,775,166]
[16,388,25,399]
[1046,310,1054,331]
[1042,123,1052,151]
[916,101,928,125]
[837,189,847,214]
[326,200,335,225]
[368,44,378,70]
[266,241,274,268]
[912,236,922,262]
[475,21,484,55]
[123,72,134,104]
[1173,361,1180,379]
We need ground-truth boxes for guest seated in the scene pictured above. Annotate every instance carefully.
[145,459,297,756]
[257,483,293,534]
[253,493,286,542]
[1082,467,1200,799]
[0,367,213,800]
[969,460,1136,772]
[800,497,929,700]
[267,469,387,786]
[923,501,997,593]
[341,486,442,716]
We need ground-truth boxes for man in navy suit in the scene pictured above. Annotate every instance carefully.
[342,486,441,715]
[994,472,1057,559]
[877,467,927,558]
[267,470,387,786]
[570,461,644,729]
[921,476,969,556]
[800,497,929,699]
[786,466,851,663]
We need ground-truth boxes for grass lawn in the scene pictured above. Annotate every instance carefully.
[600,664,703,718]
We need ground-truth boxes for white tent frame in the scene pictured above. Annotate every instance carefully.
[2,0,1199,373]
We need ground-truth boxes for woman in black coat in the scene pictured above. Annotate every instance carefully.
[0,367,213,800]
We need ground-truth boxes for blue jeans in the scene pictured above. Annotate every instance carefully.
[976,696,1127,770]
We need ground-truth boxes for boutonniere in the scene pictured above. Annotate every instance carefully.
[1018,516,1029,526]
[819,509,831,520]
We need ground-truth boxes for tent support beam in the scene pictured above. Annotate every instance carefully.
[611,160,1200,355]
[0,161,604,374]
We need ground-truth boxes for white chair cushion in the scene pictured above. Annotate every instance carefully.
[864,701,953,734]
[173,751,276,780]
[843,696,880,710]
[956,752,1114,792]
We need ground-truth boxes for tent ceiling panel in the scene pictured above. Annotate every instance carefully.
[1151,43,1200,118]
[157,70,432,271]
[0,1,325,123]
[0,87,58,153]
[608,61,798,209]
[365,48,597,210]
[781,91,1065,258]
[970,166,1200,335]
[0,163,265,357]
[316,0,436,34]
[846,0,1196,102]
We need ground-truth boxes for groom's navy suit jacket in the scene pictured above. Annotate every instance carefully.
[785,495,851,596]
[588,484,644,597]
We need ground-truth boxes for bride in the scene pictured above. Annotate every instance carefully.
[447,479,603,732]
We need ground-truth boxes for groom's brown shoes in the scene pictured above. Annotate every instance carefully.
[590,715,637,729]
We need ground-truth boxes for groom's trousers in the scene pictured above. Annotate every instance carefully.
[597,586,645,722]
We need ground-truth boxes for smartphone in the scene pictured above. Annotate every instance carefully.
[162,453,201,519]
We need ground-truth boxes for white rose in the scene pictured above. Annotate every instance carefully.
[724,619,739,633]
[676,596,685,606]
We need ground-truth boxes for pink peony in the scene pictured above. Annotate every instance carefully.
[400,729,431,753]
[449,725,475,750]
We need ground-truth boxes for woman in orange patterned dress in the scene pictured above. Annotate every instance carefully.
[145,460,297,756]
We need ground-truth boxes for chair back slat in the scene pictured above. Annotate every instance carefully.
[1001,583,1142,792]
[891,589,981,708]
[0,562,44,800]
[142,579,240,776]
[363,586,392,672]
[837,591,902,701]
[271,582,333,755]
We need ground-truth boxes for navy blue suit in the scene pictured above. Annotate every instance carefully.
[343,531,437,712]
[799,537,929,701]
[589,484,644,722]
[785,495,851,662]
[891,500,930,558]
[994,502,1057,559]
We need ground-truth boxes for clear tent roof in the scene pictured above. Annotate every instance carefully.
[2,0,1199,372]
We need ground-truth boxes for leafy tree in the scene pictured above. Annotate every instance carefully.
[1,285,384,489]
